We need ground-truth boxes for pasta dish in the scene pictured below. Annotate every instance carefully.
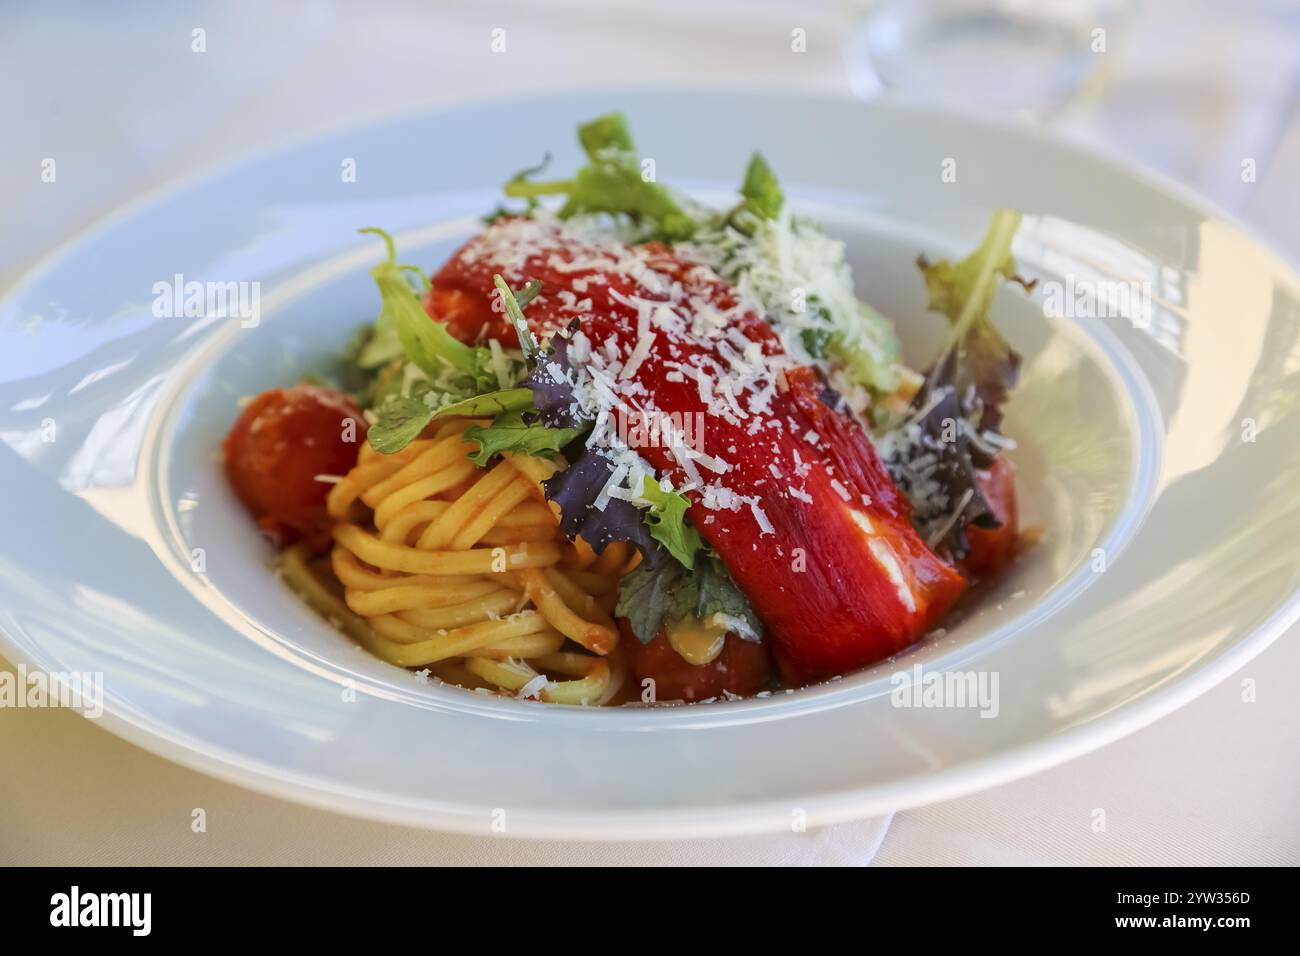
[222,114,1027,705]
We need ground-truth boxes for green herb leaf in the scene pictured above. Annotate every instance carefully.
[501,113,698,241]
[615,560,687,644]
[739,152,784,221]
[638,475,703,570]
[577,114,636,156]
[614,554,762,644]
[355,320,405,370]
[825,302,903,395]
[513,280,542,310]
[693,556,763,641]
[367,391,436,454]
[432,387,535,420]
[356,231,537,456]
[462,409,583,466]
[360,227,484,384]
[565,166,698,239]
[801,326,833,359]
[492,154,555,217]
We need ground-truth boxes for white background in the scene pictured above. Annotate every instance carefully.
[2,0,1298,865]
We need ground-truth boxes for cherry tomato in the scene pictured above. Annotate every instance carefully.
[425,286,506,344]
[618,619,772,703]
[962,456,1019,578]
[223,385,366,549]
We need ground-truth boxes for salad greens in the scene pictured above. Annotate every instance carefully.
[737,152,784,223]
[916,209,1027,435]
[882,209,1032,556]
[616,554,762,645]
[353,231,577,463]
[462,410,583,467]
[503,114,699,241]
[638,476,704,571]
[357,227,489,387]
[688,155,906,398]
[337,112,1028,640]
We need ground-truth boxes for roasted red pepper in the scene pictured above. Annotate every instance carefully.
[429,219,967,684]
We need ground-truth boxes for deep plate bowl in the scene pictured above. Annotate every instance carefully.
[2,90,1298,839]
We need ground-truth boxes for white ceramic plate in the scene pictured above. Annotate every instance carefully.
[3,90,1298,839]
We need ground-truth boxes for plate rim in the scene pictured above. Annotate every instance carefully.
[3,86,1298,838]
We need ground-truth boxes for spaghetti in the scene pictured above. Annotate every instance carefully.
[280,417,635,705]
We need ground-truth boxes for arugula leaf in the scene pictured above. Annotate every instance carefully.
[614,555,763,644]
[486,154,555,219]
[883,209,1032,556]
[562,166,698,239]
[357,230,532,455]
[638,475,703,570]
[462,410,583,466]
[359,227,487,385]
[739,152,784,221]
[391,267,587,466]
[501,113,698,241]
[578,113,636,155]
[367,391,436,454]
[793,295,901,396]
[433,387,535,420]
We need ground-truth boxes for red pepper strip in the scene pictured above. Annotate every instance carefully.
[960,456,1019,580]
[426,219,966,684]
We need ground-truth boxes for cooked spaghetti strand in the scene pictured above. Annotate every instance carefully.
[290,417,625,703]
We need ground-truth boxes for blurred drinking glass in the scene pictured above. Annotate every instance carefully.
[843,0,1131,119]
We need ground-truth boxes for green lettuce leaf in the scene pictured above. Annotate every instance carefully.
[739,152,783,221]
[359,228,483,383]
[578,113,636,154]
[367,388,436,454]
[502,113,698,241]
[462,409,583,466]
[433,387,535,420]
[355,320,405,370]
[826,302,903,395]
[883,208,1032,556]
[638,475,703,570]
[917,208,1031,433]
[359,231,536,456]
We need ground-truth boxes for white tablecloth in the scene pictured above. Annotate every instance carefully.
[2,0,1298,865]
